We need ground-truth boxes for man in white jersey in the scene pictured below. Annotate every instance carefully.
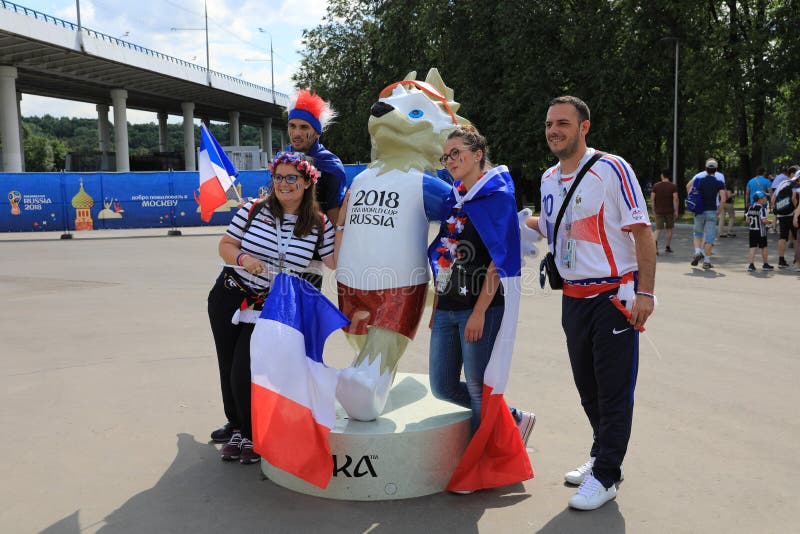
[525,96,656,511]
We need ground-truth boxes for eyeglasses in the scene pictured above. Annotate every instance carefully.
[272,173,302,184]
[439,147,465,166]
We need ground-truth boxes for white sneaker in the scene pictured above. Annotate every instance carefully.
[516,410,536,447]
[564,457,595,485]
[568,473,617,510]
[565,458,625,485]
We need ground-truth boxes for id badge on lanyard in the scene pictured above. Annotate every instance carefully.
[435,267,452,293]
[559,202,577,270]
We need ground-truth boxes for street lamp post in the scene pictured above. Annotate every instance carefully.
[258,28,276,104]
[171,0,211,85]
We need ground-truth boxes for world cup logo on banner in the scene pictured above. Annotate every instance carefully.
[8,191,21,215]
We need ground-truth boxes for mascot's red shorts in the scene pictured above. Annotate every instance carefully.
[337,282,428,339]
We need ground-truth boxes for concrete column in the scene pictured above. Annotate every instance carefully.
[96,104,111,171]
[157,111,168,152]
[110,89,129,172]
[279,130,286,151]
[261,117,273,160]
[17,92,25,171]
[181,102,195,171]
[229,111,240,146]
[0,66,23,172]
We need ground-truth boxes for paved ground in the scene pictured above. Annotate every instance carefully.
[1,224,797,533]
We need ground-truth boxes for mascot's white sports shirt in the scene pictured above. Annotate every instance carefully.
[337,167,449,290]
[538,148,649,282]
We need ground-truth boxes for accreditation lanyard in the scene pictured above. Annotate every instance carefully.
[274,217,293,270]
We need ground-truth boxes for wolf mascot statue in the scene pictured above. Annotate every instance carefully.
[335,69,468,421]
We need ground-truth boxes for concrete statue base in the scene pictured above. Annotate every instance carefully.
[261,372,472,500]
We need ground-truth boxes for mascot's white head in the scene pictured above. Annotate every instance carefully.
[368,68,469,174]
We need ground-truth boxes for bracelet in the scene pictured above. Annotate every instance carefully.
[635,291,655,299]
[235,252,249,266]
[336,224,345,232]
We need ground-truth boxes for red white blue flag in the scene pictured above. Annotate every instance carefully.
[196,124,238,222]
[431,166,534,492]
[250,273,349,489]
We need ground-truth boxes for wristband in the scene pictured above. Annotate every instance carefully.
[336,224,345,232]
[635,291,655,299]
[236,252,249,266]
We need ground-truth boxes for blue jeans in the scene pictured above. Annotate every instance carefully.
[429,305,504,432]
[693,210,718,244]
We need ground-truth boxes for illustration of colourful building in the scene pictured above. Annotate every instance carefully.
[71,179,94,230]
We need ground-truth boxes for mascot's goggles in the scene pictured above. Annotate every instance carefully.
[378,80,458,125]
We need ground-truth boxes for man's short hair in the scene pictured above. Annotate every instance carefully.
[661,168,671,178]
[549,96,590,123]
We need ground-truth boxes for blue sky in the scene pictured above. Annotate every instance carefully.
[12,0,329,122]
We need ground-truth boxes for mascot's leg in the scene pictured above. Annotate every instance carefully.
[336,327,410,421]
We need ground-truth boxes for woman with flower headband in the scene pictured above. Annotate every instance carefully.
[428,125,535,493]
[207,151,344,464]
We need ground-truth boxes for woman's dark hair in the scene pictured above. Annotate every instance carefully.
[446,124,492,170]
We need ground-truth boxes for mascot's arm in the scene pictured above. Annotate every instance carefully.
[519,208,543,262]
[422,174,453,222]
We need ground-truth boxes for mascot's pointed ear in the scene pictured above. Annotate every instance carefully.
[404,70,417,81]
[425,68,454,102]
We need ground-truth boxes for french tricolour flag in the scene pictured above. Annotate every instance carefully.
[196,124,238,222]
[437,166,534,492]
[250,273,349,489]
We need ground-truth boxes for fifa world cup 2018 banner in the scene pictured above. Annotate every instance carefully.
[0,166,365,233]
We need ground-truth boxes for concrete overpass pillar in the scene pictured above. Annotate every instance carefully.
[96,104,111,170]
[17,92,25,171]
[0,66,23,172]
[229,111,240,146]
[181,102,196,171]
[261,117,273,160]
[157,111,168,152]
[279,130,286,151]
[110,89,130,172]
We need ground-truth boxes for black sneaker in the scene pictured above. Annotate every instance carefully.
[210,422,235,443]
[779,258,789,268]
[220,432,243,461]
[747,264,756,272]
[691,253,703,266]
[703,261,713,270]
[762,263,775,271]
[665,246,674,254]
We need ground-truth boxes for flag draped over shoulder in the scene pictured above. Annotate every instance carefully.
[250,273,349,489]
[430,165,534,492]
[197,124,238,222]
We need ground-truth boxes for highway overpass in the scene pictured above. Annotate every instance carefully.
[0,1,288,172]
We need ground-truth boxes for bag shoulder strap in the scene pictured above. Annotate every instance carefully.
[552,151,604,245]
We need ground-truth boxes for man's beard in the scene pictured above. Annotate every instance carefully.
[549,131,581,161]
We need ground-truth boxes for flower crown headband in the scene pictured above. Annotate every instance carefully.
[269,151,321,184]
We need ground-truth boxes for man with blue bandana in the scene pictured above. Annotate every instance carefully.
[285,89,346,224]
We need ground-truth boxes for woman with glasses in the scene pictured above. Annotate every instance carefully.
[428,125,535,492]
[207,151,345,464]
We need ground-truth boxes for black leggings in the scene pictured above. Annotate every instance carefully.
[207,269,256,439]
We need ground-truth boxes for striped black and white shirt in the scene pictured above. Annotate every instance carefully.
[226,202,335,293]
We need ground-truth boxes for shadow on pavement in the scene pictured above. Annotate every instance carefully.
[536,501,625,533]
[42,433,531,534]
